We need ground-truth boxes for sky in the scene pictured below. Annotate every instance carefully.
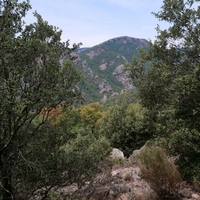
[25,0,168,47]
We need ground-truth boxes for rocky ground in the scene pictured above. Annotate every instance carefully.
[58,148,200,200]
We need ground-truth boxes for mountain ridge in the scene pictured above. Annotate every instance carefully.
[75,36,149,103]
[80,36,148,49]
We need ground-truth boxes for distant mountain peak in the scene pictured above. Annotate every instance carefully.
[75,36,148,103]
[96,36,148,47]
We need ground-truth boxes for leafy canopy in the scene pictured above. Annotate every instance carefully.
[0,0,83,199]
[127,0,200,181]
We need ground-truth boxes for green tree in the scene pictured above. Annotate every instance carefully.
[127,0,200,181]
[21,107,111,200]
[79,102,105,132]
[60,134,111,187]
[48,105,111,199]
[103,90,138,109]
[98,103,152,156]
[0,0,81,199]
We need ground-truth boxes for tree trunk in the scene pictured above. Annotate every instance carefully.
[2,175,14,200]
[0,162,14,200]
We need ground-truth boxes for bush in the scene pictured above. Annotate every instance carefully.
[60,134,111,186]
[168,128,200,182]
[98,103,153,156]
[138,145,182,200]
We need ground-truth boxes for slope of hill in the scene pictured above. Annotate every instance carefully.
[75,36,148,103]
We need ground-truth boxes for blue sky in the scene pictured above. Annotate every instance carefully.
[26,0,167,47]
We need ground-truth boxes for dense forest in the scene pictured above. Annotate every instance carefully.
[0,0,200,199]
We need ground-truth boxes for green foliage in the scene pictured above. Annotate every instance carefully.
[60,134,111,186]
[80,52,124,93]
[127,0,200,182]
[77,37,148,103]
[79,79,102,103]
[40,105,111,199]
[98,103,153,156]
[97,36,147,62]
[103,90,138,109]
[79,102,105,131]
[57,106,83,137]
[138,145,182,200]
[9,102,111,199]
[174,66,200,130]
[110,157,125,165]
[168,128,200,181]
[0,1,83,199]
[34,103,111,199]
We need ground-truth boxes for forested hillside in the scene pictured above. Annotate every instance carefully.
[0,0,200,199]
[75,36,148,103]
[127,0,200,193]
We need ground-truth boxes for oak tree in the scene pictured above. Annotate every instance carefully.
[0,0,81,199]
[127,0,200,181]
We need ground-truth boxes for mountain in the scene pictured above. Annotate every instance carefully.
[75,36,148,103]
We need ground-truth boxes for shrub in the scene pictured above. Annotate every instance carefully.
[168,128,200,182]
[98,103,153,156]
[138,145,182,200]
[60,134,111,186]
[124,171,133,181]
[111,157,125,165]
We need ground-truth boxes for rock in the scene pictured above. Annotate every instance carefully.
[100,94,107,103]
[128,150,140,164]
[110,148,124,159]
[91,185,110,199]
[99,63,107,70]
[59,183,78,196]
[128,143,148,165]
[191,193,200,199]
[86,48,105,59]
[112,64,124,75]
[112,168,122,177]
[112,64,134,90]
[56,144,200,200]
[113,184,131,193]
[99,79,113,94]
[179,188,191,198]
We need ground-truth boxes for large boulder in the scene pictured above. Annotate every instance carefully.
[128,144,147,165]
[110,148,124,159]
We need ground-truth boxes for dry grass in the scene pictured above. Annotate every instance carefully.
[138,145,182,200]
